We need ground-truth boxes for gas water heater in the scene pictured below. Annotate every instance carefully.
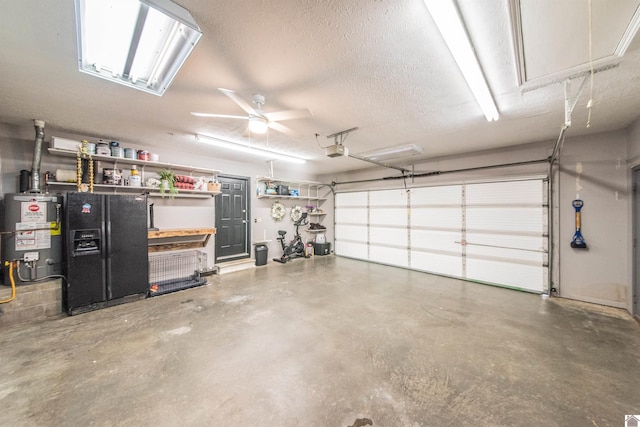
[0,120,64,284]
[1,194,64,283]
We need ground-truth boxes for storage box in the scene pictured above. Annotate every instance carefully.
[277,185,289,195]
[313,242,331,256]
[51,136,81,151]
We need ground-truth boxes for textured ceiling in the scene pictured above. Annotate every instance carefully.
[1,0,640,175]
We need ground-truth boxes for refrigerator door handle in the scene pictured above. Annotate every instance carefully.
[106,220,112,259]
[105,220,112,300]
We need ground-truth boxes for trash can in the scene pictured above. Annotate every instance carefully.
[255,244,268,266]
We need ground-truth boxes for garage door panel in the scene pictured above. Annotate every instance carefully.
[336,192,367,207]
[335,241,368,260]
[370,245,408,267]
[466,245,545,264]
[411,251,463,277]
[466,258,545,292]
[370,208,407,227]
[466,207,543,233]
[465,232,547,252]
[335,207,368,224]
[370,226,407,247]
[336,224,367,242]
[466,180,543,205]
[411,185,462,205]
[411,229,461,253]
[370,189,407,207]
[412,208,462,228]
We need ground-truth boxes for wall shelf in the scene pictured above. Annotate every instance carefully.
[256,177,330,238]
[148,227,216,252]
[256,194,326,201]
[47,147,221,198]
[256,177,327,201]
[48,148,220,175]
[46,181,219,198]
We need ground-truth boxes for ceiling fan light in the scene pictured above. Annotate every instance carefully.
[248,117,268,134]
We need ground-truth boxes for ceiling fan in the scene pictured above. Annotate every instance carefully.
[191,88,312,137]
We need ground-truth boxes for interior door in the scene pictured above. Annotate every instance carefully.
[215,175,250,262]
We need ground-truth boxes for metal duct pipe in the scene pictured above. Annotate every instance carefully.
[30,119,45,192]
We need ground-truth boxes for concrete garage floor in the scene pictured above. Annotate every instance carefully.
[0,256,639,427]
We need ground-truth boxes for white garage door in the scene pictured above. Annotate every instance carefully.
[334,179,548,293]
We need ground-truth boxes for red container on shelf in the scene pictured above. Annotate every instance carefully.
[137,150,150,161]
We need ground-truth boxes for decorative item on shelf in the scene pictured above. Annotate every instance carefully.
[157,169,178,198]
[124,148,137,159]
[110,141,124,158]
[207,180,221,192]
[290,205,303,222]
[271,202,286,221]
[174,174,196,190]
[289,189,299,197]
[193,176,207,191]
[103,168,122,185]
[265,181,277,195]
[277,184,289,195]
[76,139,94,193]
[96,140,111,156]
[129,165,141,187]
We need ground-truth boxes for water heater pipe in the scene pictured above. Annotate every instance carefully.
[30,119,45,193]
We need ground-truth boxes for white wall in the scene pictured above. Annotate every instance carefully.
[557,131,629,309]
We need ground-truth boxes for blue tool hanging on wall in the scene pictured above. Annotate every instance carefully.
[570,199,587,249]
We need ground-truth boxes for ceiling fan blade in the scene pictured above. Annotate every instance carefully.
[218,88,257,116]
[268,121,300,137]
[190,112,247,119]
[263,108,312,122]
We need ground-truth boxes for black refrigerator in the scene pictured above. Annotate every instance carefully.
[65,192,149,315]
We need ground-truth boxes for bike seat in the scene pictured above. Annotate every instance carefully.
[277,230,287,237]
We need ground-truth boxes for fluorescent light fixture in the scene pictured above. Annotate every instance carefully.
[249,116,268,134]
[358,144,423,161]
[74,0,202,96]
[423,0,499,121]
[615,5,640,56]
[196,134,306,164]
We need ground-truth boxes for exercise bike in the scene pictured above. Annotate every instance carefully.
[273,212,309,263]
